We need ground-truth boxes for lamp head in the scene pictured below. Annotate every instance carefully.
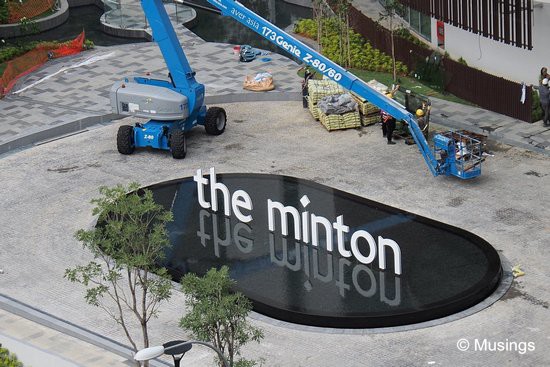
[134,346,164,361]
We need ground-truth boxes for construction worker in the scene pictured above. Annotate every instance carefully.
[416,108,427,132]
[300,66,314,108]
[381,93,397,144]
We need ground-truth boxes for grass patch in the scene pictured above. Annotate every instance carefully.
[0,62,6,74]
[349,69,474,105]
[299,68,475,106]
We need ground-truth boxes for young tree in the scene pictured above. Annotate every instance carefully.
[180,266,264,367]
[333,0,351,68]
[312,0,324,52]
[379,0,404,83]
[65,183,173,366]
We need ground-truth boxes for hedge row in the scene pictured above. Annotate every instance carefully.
[294,18,408,75]
[1,39,95,65]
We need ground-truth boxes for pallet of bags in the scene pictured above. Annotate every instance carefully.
[351,92,381,117]
[319,110,362,131]
[307,96,320,120]
[316,93,361,131]
[306,80,346,121]
[366,79,389,93]
[361,113,381,126]
[359,79,390,126]
[307,79,345,105]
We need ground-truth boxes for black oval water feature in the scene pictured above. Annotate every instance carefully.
[145,172,502,328]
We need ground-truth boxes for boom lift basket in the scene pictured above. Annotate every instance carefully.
[433,131,483,179]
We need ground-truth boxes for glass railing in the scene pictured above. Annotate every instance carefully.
[101,0,195,30]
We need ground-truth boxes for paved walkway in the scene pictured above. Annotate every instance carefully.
[0,8,549,366]
[0,26,301,155]
[0,308,130,367]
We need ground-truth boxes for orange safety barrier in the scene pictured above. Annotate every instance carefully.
[0,31,85,97]
[8,0,55,24]
[50,31,85,58]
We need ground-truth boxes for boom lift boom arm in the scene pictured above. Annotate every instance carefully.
[202,0,481,179]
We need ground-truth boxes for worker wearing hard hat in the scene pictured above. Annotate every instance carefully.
[381,92,397,144]
[416,108,427,132]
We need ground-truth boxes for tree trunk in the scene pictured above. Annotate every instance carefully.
[141,320,149,367]
[314,0,322,52]
[390,16,397,83]
[346,12,351,67]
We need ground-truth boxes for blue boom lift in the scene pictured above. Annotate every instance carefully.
[111,0,483,179]
[110,0,227,159]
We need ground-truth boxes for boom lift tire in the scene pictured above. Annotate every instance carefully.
[170,130,187,159]
[117,125,135,155]
[205,107,227,135]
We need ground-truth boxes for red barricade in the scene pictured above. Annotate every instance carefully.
[0,31,85,97]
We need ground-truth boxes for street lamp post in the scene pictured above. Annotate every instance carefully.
[134,340,230,367]
[163,340,192,367]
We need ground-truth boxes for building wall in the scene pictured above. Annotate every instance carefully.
[431,2,550,85]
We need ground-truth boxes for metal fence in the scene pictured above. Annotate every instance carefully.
[345,4,533,122]
[443,58,533,122]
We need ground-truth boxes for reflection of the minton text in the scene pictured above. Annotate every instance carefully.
[196,209,401,306]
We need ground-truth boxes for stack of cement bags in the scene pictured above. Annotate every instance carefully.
[351,92,381,126]
[352,80,389,126]
[317,93,361,131]
[307,80,345,120]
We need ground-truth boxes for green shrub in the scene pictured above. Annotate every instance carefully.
[0,44,34,63]
[0,38,94,66]
[0,346,24,367]
[84,39,94,50]
[294,18,408,75]
[0,0,9,24]
[294,18,316,38]
[18,17,38,35]
[458,57,468,66]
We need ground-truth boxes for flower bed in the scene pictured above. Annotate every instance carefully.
[5,0,55,24]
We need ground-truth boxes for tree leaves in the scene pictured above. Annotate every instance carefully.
[294,18,408,75]
[64,183,174,354]
[180,266,264,367]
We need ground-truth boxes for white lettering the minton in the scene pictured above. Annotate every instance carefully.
[194,167,403,275]
[194,168,253,223]
[268,196,402,275]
